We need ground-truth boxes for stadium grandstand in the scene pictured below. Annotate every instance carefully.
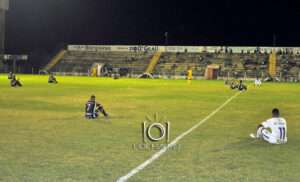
[41,45,300,81]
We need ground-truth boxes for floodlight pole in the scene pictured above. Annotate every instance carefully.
[0,10,4,54]
[0,0,8,53]
[164,32,169,46]
[0,0,9,72]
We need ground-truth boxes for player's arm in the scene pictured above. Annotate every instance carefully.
[257,124,264,129]
[261,120,271,128]
[95,103,104,111]
[85,103,89,112]
[96,102,103,107]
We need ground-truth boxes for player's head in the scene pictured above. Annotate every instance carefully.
[239,80,243,83]
[272,108,280,117]
[91,95,96,101]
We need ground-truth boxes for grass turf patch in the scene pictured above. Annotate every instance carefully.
[0,75,299,181]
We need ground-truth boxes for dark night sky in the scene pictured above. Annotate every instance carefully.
[5,0,300,54]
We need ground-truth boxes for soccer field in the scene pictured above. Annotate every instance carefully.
[0,75,300,182]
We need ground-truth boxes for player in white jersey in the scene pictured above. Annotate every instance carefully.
[254,77,262,87]
[250,108,287,144]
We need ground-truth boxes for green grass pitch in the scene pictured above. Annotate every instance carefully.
[0,75,300,182]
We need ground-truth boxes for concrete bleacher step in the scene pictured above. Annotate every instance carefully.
[48,50,281,78]
[145,52,162,74]
[50,51,155,74]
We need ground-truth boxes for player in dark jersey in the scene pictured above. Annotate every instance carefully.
[229,80,247,91]
[85,95,109,119]
[11,75,22,87]
[237,80,247,91]
[48,73,58,84]
[230,80,238,90]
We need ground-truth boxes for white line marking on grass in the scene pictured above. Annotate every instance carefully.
[117,91,241,182]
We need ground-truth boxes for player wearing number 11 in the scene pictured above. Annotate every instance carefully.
[250,108,287,144]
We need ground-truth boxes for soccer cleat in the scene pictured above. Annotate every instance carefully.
[250,133,257,139]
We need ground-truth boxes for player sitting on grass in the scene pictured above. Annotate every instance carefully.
[238,80,247,91]
[48,73,58,84]
[85,95,109,119]
[250,108,287,144]
[11,75,22,87]
[230,80,247,91]
[230,80,238,89]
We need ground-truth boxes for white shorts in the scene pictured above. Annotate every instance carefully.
[255,81,261,86]
[261,129,278,144]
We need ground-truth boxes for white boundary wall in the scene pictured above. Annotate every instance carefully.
[68,45,300,54]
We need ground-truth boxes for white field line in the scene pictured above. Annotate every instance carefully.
[116,91,241,182]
